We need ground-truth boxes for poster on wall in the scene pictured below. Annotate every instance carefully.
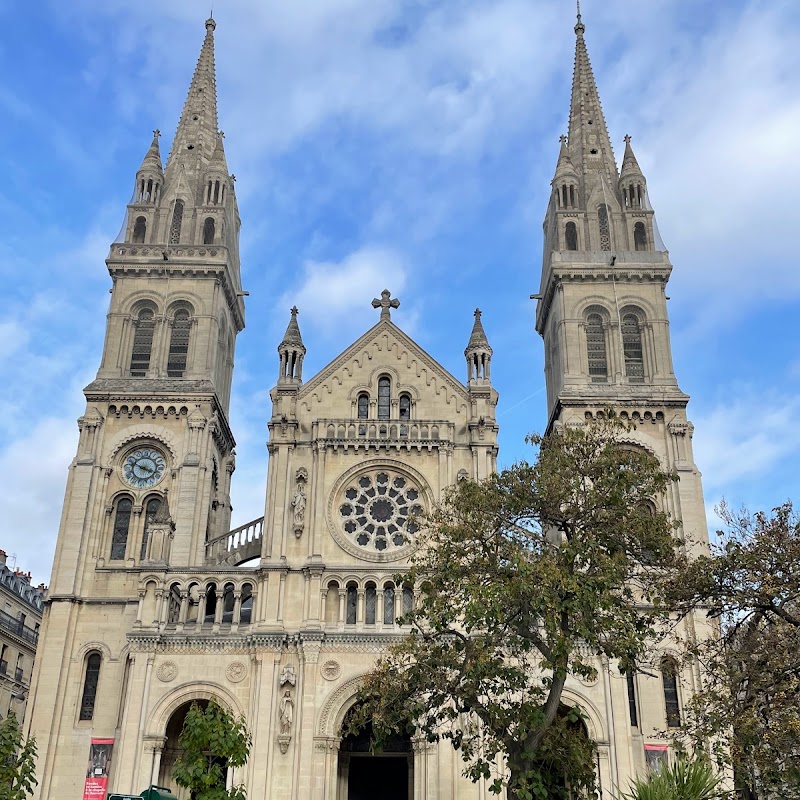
[83,738,114,800]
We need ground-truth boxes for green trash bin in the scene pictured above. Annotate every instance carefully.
[139,787,178,800]
[108,795,140,800]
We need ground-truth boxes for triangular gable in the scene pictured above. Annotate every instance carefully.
[298,319,469,415]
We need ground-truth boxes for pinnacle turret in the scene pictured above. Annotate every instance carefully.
[166,18,220,176]
[278,306,306,384]
[465,309,492,383]
[620,135,644,180]
[619,135,648,212]
[137,131,164,176]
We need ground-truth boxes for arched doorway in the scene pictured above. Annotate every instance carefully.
[158,699,228,799]
[338,706,413,800]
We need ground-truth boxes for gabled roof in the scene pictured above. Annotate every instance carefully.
[299,318,469,404]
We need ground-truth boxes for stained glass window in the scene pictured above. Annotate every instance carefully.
[346,586,357,625]
[110,499,132,560]
[598,204,611,251]
[384,584,395,625]
[662,658,681,727]
[357,393,369,419]
[169,199,184,244]
[365,586,377,625]
[79,653,101,721]
[377,377,390,420]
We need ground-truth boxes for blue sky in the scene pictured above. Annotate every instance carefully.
[1,0,799,584]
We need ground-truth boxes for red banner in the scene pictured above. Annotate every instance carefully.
[83,738,114,800]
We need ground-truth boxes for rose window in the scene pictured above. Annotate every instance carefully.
[338,470,424,552]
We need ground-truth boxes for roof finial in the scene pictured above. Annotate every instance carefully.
[371,289,400,321]
[575,0,585,35]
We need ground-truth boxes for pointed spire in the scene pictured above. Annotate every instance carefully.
[465,309,492,384]
[567,6,618,188]
[553,134,578,179]
[208,131,229,172]
[166,18,220,173]
[152,490,173,525]
[465,309,492,355]
[138,130,164,175]
[280,306,305,349]
[620,134,644,180]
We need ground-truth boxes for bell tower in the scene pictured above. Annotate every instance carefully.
[534,9,708,552]
[27,21,244,797]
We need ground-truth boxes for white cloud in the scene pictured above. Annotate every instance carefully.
[0,417,78,585]
[278,246,409,334]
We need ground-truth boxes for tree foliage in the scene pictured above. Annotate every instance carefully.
[172,700,251,800]
[0,713,37,800]
[350,418,684,800]
[667,501,800,800]
[618,756,724,800]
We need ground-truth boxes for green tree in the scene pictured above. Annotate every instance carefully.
[0,712,37,800]
[350,418,684,800]
[172,700,251,800]
[618,756,724,800]
[668,501,800,800]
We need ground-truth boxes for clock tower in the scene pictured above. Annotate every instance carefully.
[26,19,245,796]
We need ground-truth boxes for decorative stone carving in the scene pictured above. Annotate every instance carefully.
[226,660,247,683]
[291,468,308,538]
[321,660,341,681]
[280,664,297,687]
[157,661,178,682]
[277,688,294,754]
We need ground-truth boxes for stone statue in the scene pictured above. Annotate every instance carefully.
[280,664,296,687]
[279,690,294,734]
[291,485,306,524]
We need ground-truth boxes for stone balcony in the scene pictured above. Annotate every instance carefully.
[311,418,455,451]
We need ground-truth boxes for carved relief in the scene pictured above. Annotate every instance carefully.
[321,660,341,681]
[226,661,247,683]
[157,661,178,683]
[291,468,308,538]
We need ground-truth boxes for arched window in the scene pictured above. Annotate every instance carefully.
[622,312,645,382]
[565,221,578,251]
[222,583,235,624]
[167,583,181,624]
[204,583,217,623]
[402,585,414,616]
[203,216,215,245]
[346,584,357,625]
[634,222,647,251]
[140,497,162,560]
[377,376,391,420]
[598,204,611,251]
[383,582,395,625]
[625,669,639,727]
[79,652,102,721]
[167,309,191,377]
[130,308,156,377]
[585,311,607,381]
[110,498,132,560]
[661,657,681,727]
[132,216,147,244]
[240,584,253,625]
[169,199,184,245]
[365,584,377,625]
[357,393,369,419]
[399,394,411,420]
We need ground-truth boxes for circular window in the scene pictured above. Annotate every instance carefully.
[337,469,424,554]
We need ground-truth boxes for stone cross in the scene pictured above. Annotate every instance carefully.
[372,289,400,321]
[153,129,161,138]
[624,134,632,145]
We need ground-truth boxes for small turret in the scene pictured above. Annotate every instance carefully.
[126,131,164,243]
[464,309,493,384]
[552,135,579,212]
[619,135,646,209]
[278,306,306,384]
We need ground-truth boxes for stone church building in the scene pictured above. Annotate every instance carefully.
[26,11,711,800]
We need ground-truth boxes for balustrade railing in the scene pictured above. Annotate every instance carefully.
[315,418,453,447]
[206,516,264,564]
[0,610,39,646]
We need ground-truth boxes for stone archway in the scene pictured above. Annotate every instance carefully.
[337,704,413,800]
[157,699,210,798]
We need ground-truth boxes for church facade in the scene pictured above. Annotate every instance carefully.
[26,12,711,800]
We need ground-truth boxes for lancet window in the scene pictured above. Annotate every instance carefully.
[622,312,645,382]
[130,308,156,377]
[585,309,608,381]
[598,204,611,251]
[110,498,132,560]
[167,309,191,377]
[79,652,102,721]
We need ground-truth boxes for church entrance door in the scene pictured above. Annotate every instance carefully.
[339,705,412,800]
[347,754,409,800]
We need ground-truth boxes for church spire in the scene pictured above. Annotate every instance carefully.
[166,18,220,175]
[278,306,306,385]
[567,6,618,192]
[464,309,493,384]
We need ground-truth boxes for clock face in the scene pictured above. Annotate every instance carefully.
[123,448,166,489]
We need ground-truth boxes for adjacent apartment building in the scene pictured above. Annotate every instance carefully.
[0,550,45,722]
